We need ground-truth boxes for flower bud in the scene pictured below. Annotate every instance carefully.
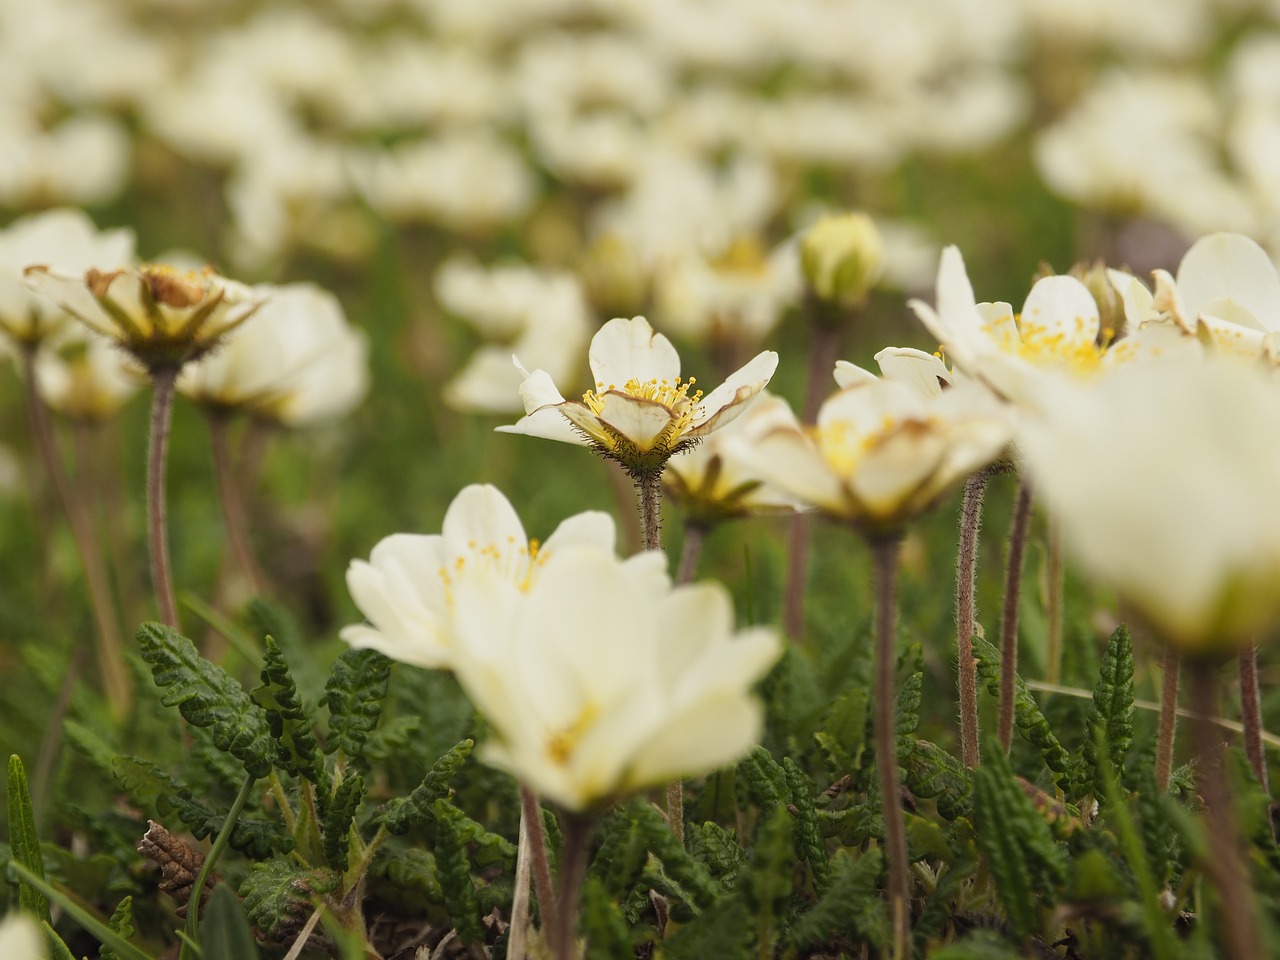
[799,213,885,311]
[1068,260,1125,346]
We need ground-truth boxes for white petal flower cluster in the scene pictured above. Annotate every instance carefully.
[499,315,778,475]
[343,484,779,811]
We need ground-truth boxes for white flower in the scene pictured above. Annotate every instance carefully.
[341,484,662,670]
[498,316,778,476]
[0,913,46,960]
[34,328,142,422]
[1017,356,1280,655]
[446,544,780,811]
[177,283,368,427]
[25,262,266,371]
[0,208,134,347]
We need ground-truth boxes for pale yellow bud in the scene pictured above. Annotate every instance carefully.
[800,213,885,310]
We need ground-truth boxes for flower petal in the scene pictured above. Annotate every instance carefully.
[588,316,680,390]
[1176,232,1280,332]
[1019,275,1099,346]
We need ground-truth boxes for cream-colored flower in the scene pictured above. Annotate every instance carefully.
[177,283,368,427]
[25,262,266,371]
[342,484,663,670]
[730,362,1013,536]
[800,212,885,309]
[34,328,142,422]
[0,208,134,347]
[498,315,778,476]
[446,544,780,811]
[0,913,46,960]
[1017,356,1280,655]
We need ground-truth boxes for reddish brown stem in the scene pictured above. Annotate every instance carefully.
[997,478,1033,753]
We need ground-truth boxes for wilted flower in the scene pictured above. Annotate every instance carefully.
[25,262,266,371]
[342,484,662,669]
[1017,356,1280,656]
[499,315,778,477]
[0,208,134,348]
[446,543,780,811]
[177,282,368,427]
[800,212,885,310]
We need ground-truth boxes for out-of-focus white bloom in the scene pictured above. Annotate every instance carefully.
[1017,0,1210,58]
[0,114,132,207]
[654,236,799,347]
[446,543,779,811]
[499,316,778,475]
[800,213,885,308]
[0,912,46,960]
[835,346,954,398]
[436,258,591,414]
[0,208,135,346]
[341,483,662,669]
[178,283,368,426]
[730,357,1013,535]
[1017,356,1280,655]
[34,328,142,422]
[664,391,805,523]
[26,262,266,371]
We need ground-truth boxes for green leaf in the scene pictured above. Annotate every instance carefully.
[898,738,972,820]
[662,899,753,960]
[972,637,1072,780]
[894,666,923,737]
[100,896,136,960]
[371,847,444,904]
[813,687,868,778]
[971,741,1069,940]
[689,822,746,884]
[735,746,787,812]
[42,923,76,960]
[323,648,392,765]
[591,810,651,903]
[240,859,340,941]
[5,860,151,960]
[200,883,261,960]
[380,739,475,836]
[251,637,325,786]
[927,929,1024,959]
[736,805,794,955]
[323,774,366,869]
[782,757,830,894]
[632,800,721,912]
[785,848,886,951]
[136,623,274,779]
[6,754,50,925]
[1078,624,1135,797]
[432,799,483,945]
[580,876,634,960]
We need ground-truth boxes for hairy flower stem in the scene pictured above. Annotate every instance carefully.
[207,413,268,597]
[147,368,180,628]
[1155,648,1180,792]
[997,478,1034,753]
[551,814,594,960]
[783,322,841,641]
[20,348,131,716]
[637,470,663,552]
[1045,517,1065,687]
[1189,664,1266,959]
[676,522,706,585]
[1238,644,1270,796]
[520,786,557,954]
[180,773,257,960]
[955,470,988,769]
[871,534,911,960]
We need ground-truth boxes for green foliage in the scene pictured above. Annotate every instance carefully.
[785,847,885,951]
[6,754,50,925]
[99,895,136,960]
[898,738,972,820]
[813,687,869,778]
[736,745,788,812]
[323,774,366,869]
[1077,625,1136,798]
[381,738,475,835]
[136,622,274,779]
[971,636,1072,780]
[580,876,635,960]
[431,798,484,945]
[971,741,1070,940]
[894,645,924,737]
[689,822,747,884]
[240,859,341,941]
[736,805,795,954]
[928,929,1028,959]
[251,636,326,786]
[782,757,830,894]
[371,846,444,905]
[323,648,392,765]
[200,883,262,960]
[632,801,722,912]
[662,899,754,960]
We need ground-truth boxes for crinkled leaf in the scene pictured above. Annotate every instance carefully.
[323,648,392,765]
[380,739,474,836]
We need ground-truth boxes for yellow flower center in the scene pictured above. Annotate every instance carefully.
[581,376,705,433]
[547,704,599,767]
[435,537,548,601]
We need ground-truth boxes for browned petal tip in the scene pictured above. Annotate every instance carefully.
[144,266,207,308]
[86,267,121,298]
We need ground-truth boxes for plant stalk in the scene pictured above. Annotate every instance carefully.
[1155,647,1180,792]
[180,773,257,959]
[147,368,180,628]
[955,469,988,768]
[871,534,911,960]
[20,347,132,716]
[551,814,593,960]
[1188,663,1266,959]
[997,478,1033,753]
[520,785,557,955]
[1045,516,1065,687]
[676,522,707,586]
[637,469,663,552]
[1238,643,1270,796]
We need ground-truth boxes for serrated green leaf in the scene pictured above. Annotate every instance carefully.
[971,741,1069,940]
[42,923,76,960]
[972,636,1072,780]
[580,875,633,959]
[632,800,720,912]
[897,738,973,820]
[6,755,50,925]
[591,809,650,904]
[814,687,869,778]
[662,898,754,960]
[736,745,787,812]
[100,895,135,960]
[200,883,261,960]
[785,847,885,951]
[372,846,444,904]
[432,799,483,945]
[736,805,794,954]
[136,622,274,779]
[240,859,340,941]
[894,670,923,737]
[782,757,830,894]
[690,822,746,884]
[323,648,391,765]
[381,739,474,836]
[1078,625,1135,798]
[323,774,365,869]
[251,637,324,785]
